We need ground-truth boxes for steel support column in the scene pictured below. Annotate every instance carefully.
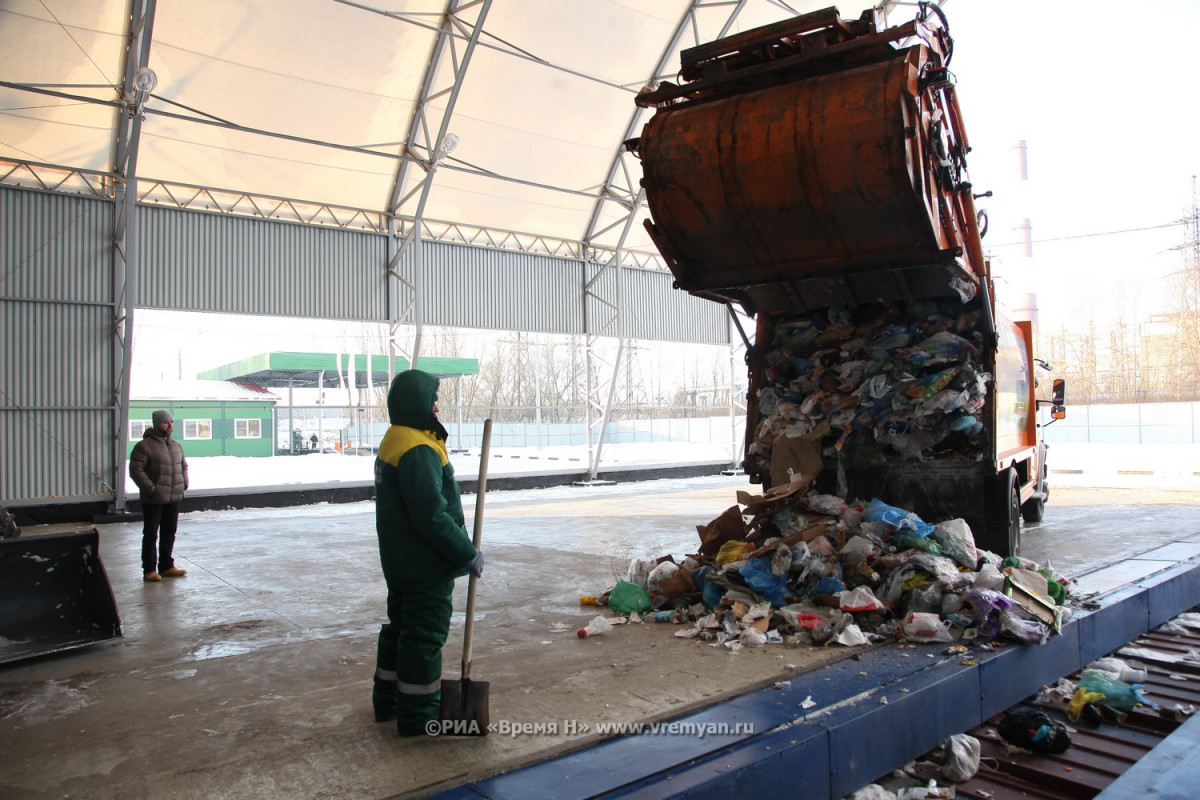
[384,0,491,378]
[581,0,751,479]
[111,0,157,513]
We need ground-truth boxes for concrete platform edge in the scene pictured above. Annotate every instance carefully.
[426,554,1200,800]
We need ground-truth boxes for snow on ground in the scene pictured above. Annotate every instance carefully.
[141,441,1200,496]
[149,442,738,495]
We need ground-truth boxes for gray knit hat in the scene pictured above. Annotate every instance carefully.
[152,410,173,426]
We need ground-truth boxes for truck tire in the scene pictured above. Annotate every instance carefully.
[983,468,1021,557]
[1021,471,1046,524]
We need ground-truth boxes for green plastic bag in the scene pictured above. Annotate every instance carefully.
[607,580,652,615]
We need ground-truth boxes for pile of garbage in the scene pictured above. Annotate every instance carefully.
[747,298,990,486]
[579,482,1073,651]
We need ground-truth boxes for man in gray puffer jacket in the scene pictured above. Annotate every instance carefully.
[129,409,189,582]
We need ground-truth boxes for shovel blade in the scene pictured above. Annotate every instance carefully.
[439,677,490,736]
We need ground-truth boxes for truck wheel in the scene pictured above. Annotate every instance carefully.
[1021,475,1046,524]
[984,469,1021,557]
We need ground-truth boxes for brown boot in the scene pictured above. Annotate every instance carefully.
[161,567,187,578]
[144,571,162,582]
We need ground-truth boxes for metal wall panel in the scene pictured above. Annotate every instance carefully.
[418,242,585,335]
[622,264,729,345]
[1,188,111,303]
[137,206,387,320]
[373,240,728,343]
[1,187,115,503]
[583,261,730,345]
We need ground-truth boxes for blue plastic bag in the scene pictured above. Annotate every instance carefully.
[863,497,934,537]
[738,557,789,606]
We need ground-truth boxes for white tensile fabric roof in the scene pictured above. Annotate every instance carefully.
[0,0,889,254]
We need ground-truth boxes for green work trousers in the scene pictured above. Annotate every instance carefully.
[374,579,455,736]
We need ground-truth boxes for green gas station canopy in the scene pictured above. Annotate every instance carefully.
[197,352,478,389]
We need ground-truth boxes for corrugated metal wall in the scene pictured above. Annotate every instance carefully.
[1,187,116,503]
[606,262,730,345]
[138,205,388,320]
[410,242,728,344]
[419,242,586,334]
[2,186,730,505]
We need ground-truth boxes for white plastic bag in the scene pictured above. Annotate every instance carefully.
[577,616,614,638]
[931,518,979,569]
[941,733,981,782]
[625,557,657,589]
[972,562,1005,592]
[902,612,954,643]
[839,586,884,613]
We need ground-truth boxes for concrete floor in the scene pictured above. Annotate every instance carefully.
[1,475,1198,800]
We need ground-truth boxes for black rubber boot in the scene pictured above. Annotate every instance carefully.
[373,676,398,723]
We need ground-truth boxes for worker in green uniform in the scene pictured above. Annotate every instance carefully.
[372,369,483,736]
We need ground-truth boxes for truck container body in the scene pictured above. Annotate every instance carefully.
[632,6,1057,555]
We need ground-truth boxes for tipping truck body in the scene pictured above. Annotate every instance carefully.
[631,6,1063,555]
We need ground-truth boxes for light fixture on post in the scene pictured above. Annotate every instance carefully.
[129,66,157,116]
[434,133,459,163]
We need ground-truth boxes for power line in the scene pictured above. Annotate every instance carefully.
[986,220,1188,248]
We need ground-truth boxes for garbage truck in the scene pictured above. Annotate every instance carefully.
[629,5,1063,556]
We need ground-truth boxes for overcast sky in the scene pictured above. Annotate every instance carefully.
[944,0,1199,327]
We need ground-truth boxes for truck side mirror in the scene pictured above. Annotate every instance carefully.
[1051,378,1066,420]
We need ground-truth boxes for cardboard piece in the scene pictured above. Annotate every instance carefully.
[1007,568,1060,631]
[768,434,824,495]
[696,505,748,556]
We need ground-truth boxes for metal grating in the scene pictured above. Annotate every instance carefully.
[902,611,1200,799]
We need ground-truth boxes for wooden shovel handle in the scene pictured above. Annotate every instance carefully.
[461,418,491,679]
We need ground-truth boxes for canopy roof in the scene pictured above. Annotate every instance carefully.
[197,351,478,388]
[0,0,892,255]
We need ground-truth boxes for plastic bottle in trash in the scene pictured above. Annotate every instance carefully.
[649,610,675,623]
[577,616,614,638]
[579,595,607,606]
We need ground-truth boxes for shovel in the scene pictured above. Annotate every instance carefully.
[439,418,492,736]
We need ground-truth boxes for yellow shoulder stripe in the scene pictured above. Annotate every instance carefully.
[377,425,449,467]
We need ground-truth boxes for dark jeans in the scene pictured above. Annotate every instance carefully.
[141,502,180,574]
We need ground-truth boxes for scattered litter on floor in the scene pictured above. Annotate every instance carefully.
[578,485,1076,652]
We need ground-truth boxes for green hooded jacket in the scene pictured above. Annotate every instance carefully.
[374,370,476,585]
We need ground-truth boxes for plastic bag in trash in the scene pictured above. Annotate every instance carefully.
[963,589,1016,639]
[840,535,878,565]
[838,586,884,613]
[739,627,768,647]
[972,562,1006,592]
[908,584,943,614]
[716,540,755,566]
[941,733,981,782]
[806,492,847,515]
[646,562,687,596]
[864,497,934,537]
[1087,657,1149,684]
[894,533,943,555]
[997,707,1071,754]
[1077,669,1157,710]
[607,580,652,615]
[739,557,789,606]
[577,615,614,638]
[1000,613,1049,644]
[931,518,979,569]
[902,611,953,642]
[625,557,657,589]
